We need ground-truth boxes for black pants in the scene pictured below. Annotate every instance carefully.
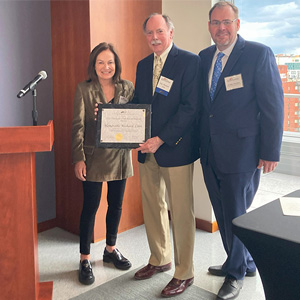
[80,179,127,255]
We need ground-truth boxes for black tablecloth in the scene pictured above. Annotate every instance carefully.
[233,190,300,300]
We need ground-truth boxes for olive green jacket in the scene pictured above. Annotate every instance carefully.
[72,80,134,182]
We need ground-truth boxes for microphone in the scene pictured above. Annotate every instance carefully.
[17,70,47,98]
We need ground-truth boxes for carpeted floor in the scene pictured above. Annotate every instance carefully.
[70,267,216,300]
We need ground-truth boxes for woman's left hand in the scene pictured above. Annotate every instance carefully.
[74,161,87,181]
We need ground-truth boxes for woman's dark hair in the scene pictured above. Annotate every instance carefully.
[87,42,122,83]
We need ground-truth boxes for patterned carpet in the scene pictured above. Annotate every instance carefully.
[70,267,216,300]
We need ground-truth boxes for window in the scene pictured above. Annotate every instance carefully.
[234,0,300,135]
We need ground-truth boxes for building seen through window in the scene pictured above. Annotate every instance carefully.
[235,0,300,133]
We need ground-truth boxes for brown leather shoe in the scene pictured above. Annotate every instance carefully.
[161,277,194,297]
[134,263,172,280]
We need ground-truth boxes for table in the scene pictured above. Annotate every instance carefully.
[232,190,300,300]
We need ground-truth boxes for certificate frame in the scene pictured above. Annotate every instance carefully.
[96,103,151,148]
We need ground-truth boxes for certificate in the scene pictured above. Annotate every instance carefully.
[96,104,151,148]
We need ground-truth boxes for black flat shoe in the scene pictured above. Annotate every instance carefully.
[103,248,132,270]
[217,276,243,300]
[209,265,256,277]
[79,259,95,285]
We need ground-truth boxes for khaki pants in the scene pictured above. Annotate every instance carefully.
[139,154,195,280]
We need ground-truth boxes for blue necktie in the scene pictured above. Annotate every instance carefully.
[210,52,225,101]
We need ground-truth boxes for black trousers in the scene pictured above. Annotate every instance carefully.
[80,179,127,255]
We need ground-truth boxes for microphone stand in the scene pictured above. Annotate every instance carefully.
[32,88,38,126]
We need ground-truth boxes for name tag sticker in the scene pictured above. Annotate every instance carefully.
[224,74,244,91]
[155,76,173,96]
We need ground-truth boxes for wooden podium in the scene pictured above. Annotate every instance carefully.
[0,121,54,300]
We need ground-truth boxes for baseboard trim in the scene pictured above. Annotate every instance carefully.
[37,217,218,234]
[38,281,53,300]
[169,210,218,233]
[196,218,218,233]
[38,218,57,233]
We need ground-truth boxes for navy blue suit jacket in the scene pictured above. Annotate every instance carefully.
[199,35,284,173]
[133,44,201,167]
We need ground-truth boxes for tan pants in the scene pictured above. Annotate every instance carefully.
[139,154,195,280]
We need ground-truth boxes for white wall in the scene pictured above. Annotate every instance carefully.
[162,0,215,223]
[162,0,211,55]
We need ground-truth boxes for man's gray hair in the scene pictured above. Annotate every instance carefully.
[209,1,239,20]
[143,13,175,33]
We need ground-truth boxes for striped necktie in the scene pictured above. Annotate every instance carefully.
[210,52,225,101]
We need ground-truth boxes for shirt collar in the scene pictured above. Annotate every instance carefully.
[154,42,173,64]
[215,35,238,58]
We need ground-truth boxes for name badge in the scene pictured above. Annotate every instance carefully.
[155,76,173,96]
[224,74,244,91]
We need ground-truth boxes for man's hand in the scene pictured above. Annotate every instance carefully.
[135,136,164,153]
[74,161,86,181]
[257,159,278,174]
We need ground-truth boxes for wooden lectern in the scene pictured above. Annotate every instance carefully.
[0,121,54,300]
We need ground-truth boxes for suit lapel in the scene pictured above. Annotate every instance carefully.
[152,44,177,101]
[144,54,154,101]
[213,35,245,102]
[114,82,122,104]
[90,82,105,104]
[90,81,125,104]
[160,44,177,79]
[203,46,216,107]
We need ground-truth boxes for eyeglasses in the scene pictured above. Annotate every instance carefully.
[210,19,237,27]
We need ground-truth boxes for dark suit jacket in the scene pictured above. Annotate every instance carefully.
[199,35,284,174]
[133,44,201,167]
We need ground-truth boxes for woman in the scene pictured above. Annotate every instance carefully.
[72,42,134,285]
